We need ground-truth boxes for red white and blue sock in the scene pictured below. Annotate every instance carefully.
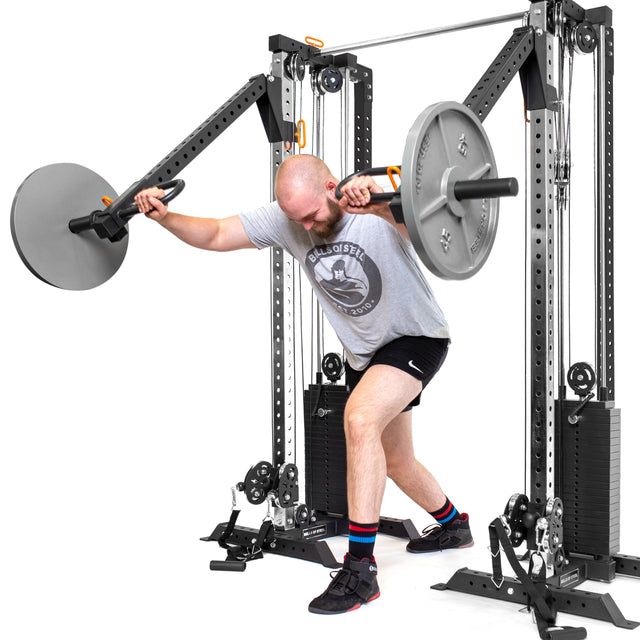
[348,521,379,560]
[429,497,460,527]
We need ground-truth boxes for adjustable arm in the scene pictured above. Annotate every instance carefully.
[70,74,272,241]
[463,26,558,123]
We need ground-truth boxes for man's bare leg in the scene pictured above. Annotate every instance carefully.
[381,411,447,512]
[342,364,422,523]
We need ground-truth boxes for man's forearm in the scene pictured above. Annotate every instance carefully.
[155,211,220,250]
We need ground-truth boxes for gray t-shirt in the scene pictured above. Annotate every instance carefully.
[239,201,450,370]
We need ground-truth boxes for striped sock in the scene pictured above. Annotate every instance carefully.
[429,497,459,527]
[348,521,379,560]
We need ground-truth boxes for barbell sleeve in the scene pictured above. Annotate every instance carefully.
[68,213,95,234]
[453,177,518,201]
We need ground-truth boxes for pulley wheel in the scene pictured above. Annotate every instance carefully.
[11,163,128,290]
[401,102,500,280]
[244,461,275,505]
[504,492,529,546]
[567,362,596,397]
[321,352,344,382]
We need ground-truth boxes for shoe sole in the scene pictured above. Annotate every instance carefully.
[406,540,475,554]
[308,591,381,615]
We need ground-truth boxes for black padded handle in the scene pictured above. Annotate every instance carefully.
[68,179,186,234]
[336,170,518,205]
[120,179,186,218]
[335,167,399,203]
[545,627,587,640]
[209,560,247,572]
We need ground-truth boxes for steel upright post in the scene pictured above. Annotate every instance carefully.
[526,1,557,514]
[268,53,297,473]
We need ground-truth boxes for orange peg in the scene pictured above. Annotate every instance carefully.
[387,166,401,190]
[305,36,324,48]
[295,119,307,149]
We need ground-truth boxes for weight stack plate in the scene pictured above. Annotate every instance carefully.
[556,400,621,557]
[304,384,349,517]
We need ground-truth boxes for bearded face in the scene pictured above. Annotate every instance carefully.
[311,196,343,238]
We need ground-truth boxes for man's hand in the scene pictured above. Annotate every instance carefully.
[336,174,410,240]
[336,175,388,216]
[134,187,168,221]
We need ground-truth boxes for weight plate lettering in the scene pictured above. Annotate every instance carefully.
[401,102,499,280]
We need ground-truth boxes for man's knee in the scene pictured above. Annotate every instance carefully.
[343,404,380,444]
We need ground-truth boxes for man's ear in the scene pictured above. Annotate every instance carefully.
[325,179,338,199]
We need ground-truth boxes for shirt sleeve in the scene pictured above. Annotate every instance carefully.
[238,201,288,250]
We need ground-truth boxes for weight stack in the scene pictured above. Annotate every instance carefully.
[304,384,349,517]
[556,400,621,559]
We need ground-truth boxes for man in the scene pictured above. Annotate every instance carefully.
[134,154,473,614]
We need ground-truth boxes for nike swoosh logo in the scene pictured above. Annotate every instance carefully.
[408,360,424,375]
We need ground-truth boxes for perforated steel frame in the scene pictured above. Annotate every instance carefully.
[268,53,296,471]
[595,22,615,401]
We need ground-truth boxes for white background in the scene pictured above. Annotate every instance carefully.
[2,1,638,638]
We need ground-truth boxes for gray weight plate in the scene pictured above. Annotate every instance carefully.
[401,101,499,280]
[11,163,128,290]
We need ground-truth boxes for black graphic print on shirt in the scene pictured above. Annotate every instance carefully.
[305,242,382,317]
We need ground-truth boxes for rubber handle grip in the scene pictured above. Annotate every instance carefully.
[335,167,398,203]
[209,560,247,572]
[120,179,186,217]
[545,627,587,640]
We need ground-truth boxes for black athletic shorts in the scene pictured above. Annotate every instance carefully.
[344,336,449,412]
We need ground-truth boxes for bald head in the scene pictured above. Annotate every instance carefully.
[274,154,336,204]
[273,155,344,238]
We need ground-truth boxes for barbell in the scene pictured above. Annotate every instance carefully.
[336,101,518,280]
[11,101,517,289]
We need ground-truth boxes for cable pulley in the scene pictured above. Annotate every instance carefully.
[567,362,596,397]
[321,352,344,382]
[311,65,343,94]
[243,461,276,505]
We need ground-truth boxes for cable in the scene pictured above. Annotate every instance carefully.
[523,102,530,496]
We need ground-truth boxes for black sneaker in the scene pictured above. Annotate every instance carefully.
[406,513,474,553]
[308,554,380,614]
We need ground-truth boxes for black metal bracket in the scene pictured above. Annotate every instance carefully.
[202,518,342,568]
[201,514,418,569]
[432,567,639,630]
[257,75,295,143]
[464,26,558,123]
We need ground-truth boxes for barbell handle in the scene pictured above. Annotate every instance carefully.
[68,179,185,234]
[335,167,399,203]
[336,169,519,204]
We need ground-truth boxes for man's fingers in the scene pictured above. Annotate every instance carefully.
[343,186,370,206]
[134,188,165,214]
[339,176,382,207]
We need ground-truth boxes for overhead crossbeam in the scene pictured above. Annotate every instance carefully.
[322,12,526,55]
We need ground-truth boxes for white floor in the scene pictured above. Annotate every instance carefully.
[3,508,637,640]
